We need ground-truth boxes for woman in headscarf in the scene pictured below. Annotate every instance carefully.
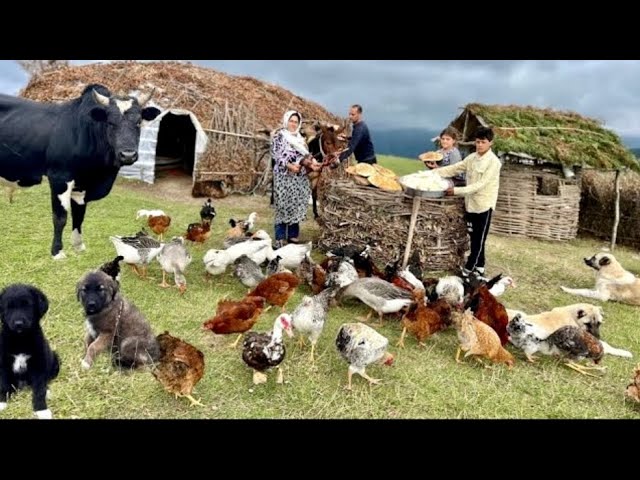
[271,110,320,248]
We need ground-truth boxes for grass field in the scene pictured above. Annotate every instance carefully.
[1,158,639,419]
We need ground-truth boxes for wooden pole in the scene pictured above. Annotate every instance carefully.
[402,196,421,268]
[610,169,622,251]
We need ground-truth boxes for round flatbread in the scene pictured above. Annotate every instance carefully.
[352,175,371,186]
[368,173,402,192]
[345,165,358,175]
[353,163,376,177]
[372,164,397,178]
[419,151,444,162]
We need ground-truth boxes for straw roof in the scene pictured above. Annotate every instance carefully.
[451,103,638,171]
[18,61,343,131]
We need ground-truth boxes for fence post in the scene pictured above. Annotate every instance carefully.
[610,168,622,251]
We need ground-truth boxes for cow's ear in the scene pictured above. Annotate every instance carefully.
[90,107,108,122]
[142,107,161,122]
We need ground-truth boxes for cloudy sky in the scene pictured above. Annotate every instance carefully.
[2,60,640,140]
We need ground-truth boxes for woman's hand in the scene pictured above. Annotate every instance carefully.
[287,163,302,174]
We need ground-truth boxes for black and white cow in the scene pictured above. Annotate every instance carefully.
[0,83,161,259]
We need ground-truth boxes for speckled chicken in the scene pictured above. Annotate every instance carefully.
[233,254,265,288]
[156,236,192,294]
[335,322,394,390]
[99,255,124,283]
[451,309,515,368]
[266,255,292,276]
[242,313,294,385]
[545,325,605,376]
[624,365,640,403]
[151,331,205,407]
[290,287,336,363]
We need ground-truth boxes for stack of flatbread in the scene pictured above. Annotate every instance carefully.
[344,163,403,192]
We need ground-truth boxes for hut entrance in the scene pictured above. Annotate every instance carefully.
[155,112,196,178]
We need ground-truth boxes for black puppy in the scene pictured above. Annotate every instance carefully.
[0,284,60,419]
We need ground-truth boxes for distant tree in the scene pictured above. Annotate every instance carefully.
[16,60,69,77]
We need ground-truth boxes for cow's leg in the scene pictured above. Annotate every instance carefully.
[50,179,75,260]
[71,190,87,252]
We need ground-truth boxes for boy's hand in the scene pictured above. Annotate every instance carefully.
[444,186,455,196]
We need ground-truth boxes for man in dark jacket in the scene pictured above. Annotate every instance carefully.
[338,104,377,164]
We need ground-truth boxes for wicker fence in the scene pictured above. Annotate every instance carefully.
[491,165,581,241]
[317,180,469,272]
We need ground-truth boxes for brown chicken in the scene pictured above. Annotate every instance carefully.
[451,309,515,368]
[465,276,510,346]
[184,221,212,243]
[148,215,172,241]
[202,296,266,347]
[625,365,640,403]
[397,289,448,348]
[248,272,300,312]
[151,331,205,407]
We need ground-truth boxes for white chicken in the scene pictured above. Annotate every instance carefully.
[290,287,336,363]
[335,322,394,390]
[435,276,465,306]
[488,276,516,297]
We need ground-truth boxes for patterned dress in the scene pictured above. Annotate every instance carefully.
[271,130,312,225]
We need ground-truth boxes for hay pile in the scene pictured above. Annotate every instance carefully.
[579,169,640,248]
[19,61,344,193]
[451,103,639,171]
[318,180,469,272]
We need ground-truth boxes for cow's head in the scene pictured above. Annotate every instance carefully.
[87,85,162,167]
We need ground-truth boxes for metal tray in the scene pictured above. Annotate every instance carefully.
[399,175,446,198]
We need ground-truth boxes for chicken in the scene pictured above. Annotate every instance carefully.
[156,236,192,294]
[464,275,510,346]
[328,244,385,278]
[136,209,172,241]
[545,325,605,376]
[242,313,294,385]
[226,212,258,238]
[266,255,292,276]
[150,331,205,407]
[435,276,465,307]
[325,257,359,291]
[397,288,448,348]
[199,198,216,225]
[488,276,516,297]
[451,309,515,368]
[202,296,266,347]
[335,322,394,390]
[624,365,640,403]
[248,272,300,312]
[407,249,423,281]
[99,255,124,283]
[233,255,265,288]
[184,221,212,244]
[506,313,548,363]
[290,287,336,363]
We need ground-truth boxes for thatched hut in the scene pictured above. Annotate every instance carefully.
[19,60,343,197]
[444,103,639,241]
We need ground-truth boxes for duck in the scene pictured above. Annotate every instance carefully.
[241,313,294,385]
[156,236,193,294]
[336,277,414,324]
[109,229,164,278]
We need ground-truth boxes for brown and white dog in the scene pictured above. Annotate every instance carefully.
[506,303,632,358]
[560,252,640,306]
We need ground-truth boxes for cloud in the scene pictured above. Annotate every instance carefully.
[1,60,639,138]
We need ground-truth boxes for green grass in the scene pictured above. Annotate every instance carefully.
[1,173,639,419]
[378,154,425,176]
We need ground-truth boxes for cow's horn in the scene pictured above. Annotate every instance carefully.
[92,89,110,107]
[137,88,155,106]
